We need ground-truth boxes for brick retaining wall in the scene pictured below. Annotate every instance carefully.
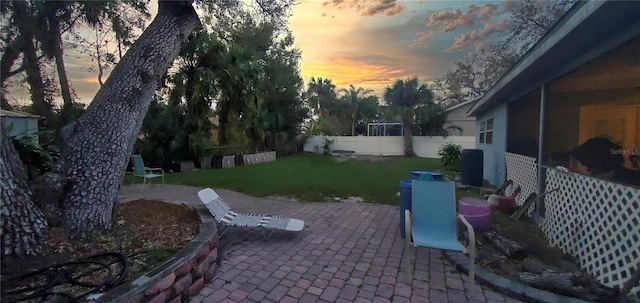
[94,206,219,303]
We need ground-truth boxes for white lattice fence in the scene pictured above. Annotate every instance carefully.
[504,152,538,208]
[543,169,640,297]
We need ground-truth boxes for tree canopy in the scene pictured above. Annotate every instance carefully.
[0,0,304,255]
[430,0,577,106]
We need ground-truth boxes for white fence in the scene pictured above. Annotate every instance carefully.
[543,168,640,297]
[303,135,476,158]
[505,152,539,209]
[504,153,640,297]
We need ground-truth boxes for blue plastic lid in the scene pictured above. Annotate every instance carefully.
[411,170,442,175]
[419,172,433,181]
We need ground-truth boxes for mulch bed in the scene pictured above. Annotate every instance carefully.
[1,200,200,301]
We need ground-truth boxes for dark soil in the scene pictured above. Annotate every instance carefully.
[464,206,620,301]
[1,200,200,301]
[476,207,578,279]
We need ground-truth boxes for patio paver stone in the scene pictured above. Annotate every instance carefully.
[118,184,524,303]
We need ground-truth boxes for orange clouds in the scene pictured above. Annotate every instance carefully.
[304,56,397,83]
[299,52,439,97]
[289,1,453,96]
[321,0,405,17]
[444,18,511,53]
[409,30,435,48]
[427,3,502,33]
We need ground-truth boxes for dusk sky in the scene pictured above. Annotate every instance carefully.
[8,0,515,105]
[289,0,510,98]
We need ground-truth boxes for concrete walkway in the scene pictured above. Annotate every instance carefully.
[119,184,522,303]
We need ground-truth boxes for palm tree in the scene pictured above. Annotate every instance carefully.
[166,32,221,160]
[383,76,434,156]
[414,104,461,136]
[307,77,336,117]
[339,84,373,136]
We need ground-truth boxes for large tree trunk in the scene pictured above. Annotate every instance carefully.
[0,95,12,110]
[402,116,414,156]
[0,34,24,87]
[351,103,358,136]
[0,124,48,256]
[13,1,55,124]
[44,0,201,239]
[22,38,54,123]
[47,14,75,125]
[0,33,19,110]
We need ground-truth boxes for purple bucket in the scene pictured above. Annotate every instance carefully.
[458,197,491,231]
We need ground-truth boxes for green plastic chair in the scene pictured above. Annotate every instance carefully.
[130,154,164,184]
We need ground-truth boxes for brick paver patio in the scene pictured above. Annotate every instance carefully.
[120,185,522,303]
[185,190,519,303]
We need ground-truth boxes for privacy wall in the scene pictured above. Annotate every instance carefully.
[303,136,476,158]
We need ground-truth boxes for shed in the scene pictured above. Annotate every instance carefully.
[1,109,41,143]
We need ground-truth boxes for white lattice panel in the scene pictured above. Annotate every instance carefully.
[504,153,538,210]
[543,169,640,298]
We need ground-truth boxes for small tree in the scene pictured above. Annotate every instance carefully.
[321,136,334,155]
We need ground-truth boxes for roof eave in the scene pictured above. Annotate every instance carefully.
[468,1,640,117]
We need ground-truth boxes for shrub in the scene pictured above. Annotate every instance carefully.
[438,142,462,171]
[321,136,334,155]
[7,125,59,181]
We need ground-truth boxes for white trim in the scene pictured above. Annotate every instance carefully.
[443,99,476,113]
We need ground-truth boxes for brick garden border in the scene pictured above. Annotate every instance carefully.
[94,204,219,303]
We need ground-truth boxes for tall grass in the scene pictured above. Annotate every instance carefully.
[157,154,448,204]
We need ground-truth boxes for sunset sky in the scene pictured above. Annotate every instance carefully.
[8,0,515,105]
[289,0,496,98]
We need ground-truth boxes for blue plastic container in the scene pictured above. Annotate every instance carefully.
[410,170,444,181]
[399,180,412,238]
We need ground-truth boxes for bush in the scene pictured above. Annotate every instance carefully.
[438,142,462,171]
[321,136,334,155]
[7,125,59,181]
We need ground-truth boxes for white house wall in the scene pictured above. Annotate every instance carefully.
[303,136,476,158]
[475,102,508,186]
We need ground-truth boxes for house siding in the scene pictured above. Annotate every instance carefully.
[445,102,476,136]
[475,103,508,186]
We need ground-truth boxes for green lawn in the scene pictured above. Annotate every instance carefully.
[131,153,466,204]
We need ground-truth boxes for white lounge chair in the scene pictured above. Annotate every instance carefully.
[197,188,304,240]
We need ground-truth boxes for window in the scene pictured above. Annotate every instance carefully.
[479,118,494,144]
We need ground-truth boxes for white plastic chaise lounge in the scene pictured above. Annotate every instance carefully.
[198,188,305,240]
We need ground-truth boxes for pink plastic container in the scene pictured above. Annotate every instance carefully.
[458,197,491,231]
